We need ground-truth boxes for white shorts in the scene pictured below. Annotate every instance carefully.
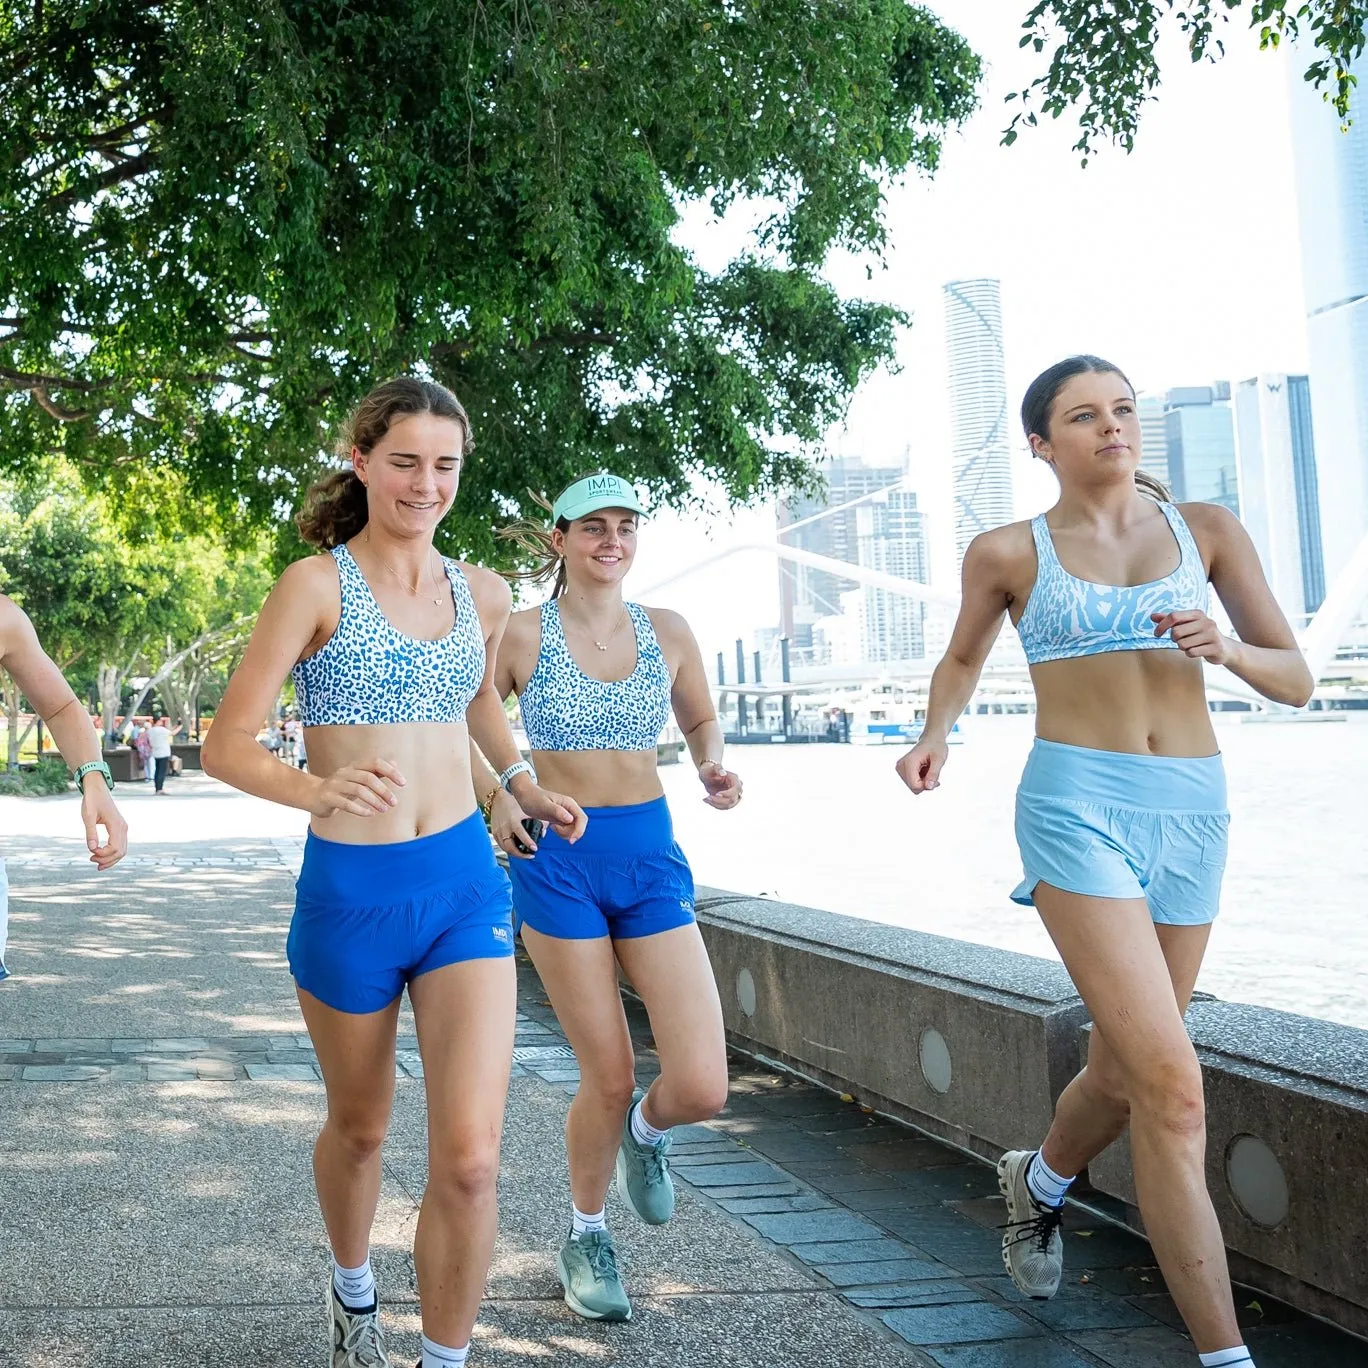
[0,857,9,980]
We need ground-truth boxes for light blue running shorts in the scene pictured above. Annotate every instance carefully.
[1011,738,1230,926]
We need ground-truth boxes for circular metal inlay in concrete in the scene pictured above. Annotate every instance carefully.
[918,1027,952,1095]
[1225,1134,1289,1229]
[736,967,757,1018]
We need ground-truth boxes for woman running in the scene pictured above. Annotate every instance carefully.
[895,356,1312,1368]
[0,595,127,978]
[484,473,740,1323]
[202,377,585,1368]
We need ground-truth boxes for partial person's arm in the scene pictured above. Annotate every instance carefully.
[461,568,586,841]
[201,560,405,816]
[896,532,1013,794]
[1155,505,1314,708]
[656,608,741,810]
[0,595,127,868]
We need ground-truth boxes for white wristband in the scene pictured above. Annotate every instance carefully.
[498,760,536,791]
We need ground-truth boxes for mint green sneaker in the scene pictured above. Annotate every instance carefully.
[615,1090,675,1225]
[556,1230,632,1321]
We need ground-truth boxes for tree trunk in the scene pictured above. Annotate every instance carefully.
[98,663,122,743]
[3,669,20,771]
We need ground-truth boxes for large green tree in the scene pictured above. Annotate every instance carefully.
[0,0,980,559]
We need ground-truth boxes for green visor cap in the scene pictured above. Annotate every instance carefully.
[552,473,647,524]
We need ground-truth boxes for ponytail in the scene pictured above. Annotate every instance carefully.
[296,469,369,549]
[497,490,570,597]
[1134,469,1172,503]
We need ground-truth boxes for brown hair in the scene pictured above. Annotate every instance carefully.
[496,471,631,599]
[295,377,472,548]
[1020,355,1172,503]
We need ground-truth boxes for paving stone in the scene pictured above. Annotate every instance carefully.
[791,1238,913,1265]
[845,1281,982,1309]
[742,1129,846,1163]
[34,1038,112,1052]
[532,1068,580,1082]
[21,1065,107,1081]
[109,1038,153,1053]
[815,1258,952,1288]
[674,1161,786,1188]
[716,1195,833,1215]
[704,1182,803,1199]
[667,1147,760,1166]
[107,1064,147,1082]
[925,1342,1093,1367]
[1066,1325,1200,1366]
[884,1302,1043,1346]
[0,1064,17,1080]
[742,1209,886,1245]
[0,1038,33,1051]
[875,1209,1005,1274]
[244,1063,317,1081]
[672,1123,723,1143]
[1245,1319,1368,1367]
[193,1060,239,1082]
[891,1165,1001,1205]
[148,1038,211,1052]
[146,1064,198,1081]
[839,1186,937,1213]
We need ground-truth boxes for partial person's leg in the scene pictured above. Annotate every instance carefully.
[1040,922,1210,1179]
[408,956,517,1355]
[1033,885,1241,1354]
[298,987,401,1276]
[613,923,729,1131]
[520,927,636,1212]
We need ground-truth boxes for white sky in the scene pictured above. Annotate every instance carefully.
[626,1,1312,662]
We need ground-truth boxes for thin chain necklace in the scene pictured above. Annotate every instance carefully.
[563,601,629,651]
[363,529,444,606]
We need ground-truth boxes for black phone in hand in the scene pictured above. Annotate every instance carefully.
[512,818,544,855]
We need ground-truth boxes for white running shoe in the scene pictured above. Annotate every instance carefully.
[997,1149,1065,1299]
[328,1278,390,1368]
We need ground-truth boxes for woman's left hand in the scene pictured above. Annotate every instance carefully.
[699,761,742,810]
[516,783,589,843]
[1151,610,1235,665]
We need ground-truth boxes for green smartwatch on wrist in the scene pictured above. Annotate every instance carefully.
[74,760,115,792]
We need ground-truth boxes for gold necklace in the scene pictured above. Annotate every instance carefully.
[565,603,629,651]
[363,530,444,606]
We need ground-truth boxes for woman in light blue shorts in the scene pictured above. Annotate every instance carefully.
[474,472,741,1325]
[896,357,1313,1368]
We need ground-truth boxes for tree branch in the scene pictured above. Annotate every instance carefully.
[47,150,157,210]
[28,386,90,422]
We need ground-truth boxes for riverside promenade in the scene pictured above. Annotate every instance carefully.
[1,776,1361,1366]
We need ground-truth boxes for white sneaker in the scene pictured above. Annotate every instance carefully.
[997,1149,1065,1299]
[328,1278,390,1367]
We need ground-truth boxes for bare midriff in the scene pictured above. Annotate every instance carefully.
[304,721,476,843]
[530,748,665,809]
[1029,650,1219,757]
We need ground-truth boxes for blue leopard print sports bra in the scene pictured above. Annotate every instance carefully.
[291,543,485,725]
[519,599,671,751]
[1016,501,1210,666]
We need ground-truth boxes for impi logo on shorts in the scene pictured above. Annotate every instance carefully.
[492,925,511,943]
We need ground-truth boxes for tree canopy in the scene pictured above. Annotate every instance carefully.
[0,0,980,560]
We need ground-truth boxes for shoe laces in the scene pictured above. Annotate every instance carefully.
[581,1232,621,1284]
[1001,1201,1064,1256]
[339,1307,389,1368]
[640,1137,671,1187]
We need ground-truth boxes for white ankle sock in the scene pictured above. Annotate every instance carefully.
[571,1205,608,1239]
[422,1334,470,1367]
[1025,1150,1074,1209]
[1198,1349,1253,1367]
[630,1098,668,1148]
[332,1255,376,1310]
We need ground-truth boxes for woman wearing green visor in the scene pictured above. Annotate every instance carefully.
[476,471,741,1322]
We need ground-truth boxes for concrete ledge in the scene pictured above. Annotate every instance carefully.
[694,888,1368,1341]
[694,888,1088,1161]
[1085,1002,1368,1339]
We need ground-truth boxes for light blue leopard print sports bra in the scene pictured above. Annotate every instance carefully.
[291,544,485,725]
[520,599,671,751]
[1016,501,1210,666]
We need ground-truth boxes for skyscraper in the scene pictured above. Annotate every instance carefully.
[777,455,904,643]
[1137,393,1171,488]
[1288,62,1368,588]
[944,279,1013,563]
[856,490,929,662]
[1234,374,1325,619]
[1165,385,1240,514]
